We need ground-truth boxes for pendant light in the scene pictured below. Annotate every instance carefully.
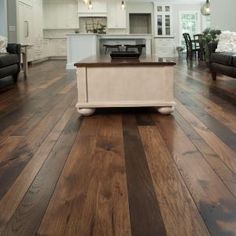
[83,0,89,4]
[121,1,125,10]
[88,0,93,9]
[201,0,210,16]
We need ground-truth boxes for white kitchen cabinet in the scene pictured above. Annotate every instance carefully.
[43,0,79,29]
[78,0,107,16]
[154,38,176,57]
[67,34,99,69]
[17,1,33,45]
[154,4,173,37]
[107,0,126,29]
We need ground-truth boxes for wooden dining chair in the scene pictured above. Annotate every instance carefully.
[183,33,201,60]
[125,44,145,55]
[103,44,122,54]
[193,34,204,60]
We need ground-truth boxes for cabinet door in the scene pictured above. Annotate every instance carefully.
[17,2,33,44]
[116,2,126,28]
[154,38,175,57]
[78,0,107,14]
[155,4,172,37]
[107,0,117,28]
[107,0,126,29]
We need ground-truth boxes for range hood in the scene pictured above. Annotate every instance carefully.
[78,0,107,17]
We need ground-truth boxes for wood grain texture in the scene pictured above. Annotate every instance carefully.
[175,87,236,151]
[122,115,167,236]
[175,75,236,133]
[175,99,236,172]
[1,111,81,235]
[38,115,131,236]
[0,106,75,233]
[153,114,236,236]
[0,91,75,200]
[174,110,236,197]
[0,59,236,235]
[139,125,210,236]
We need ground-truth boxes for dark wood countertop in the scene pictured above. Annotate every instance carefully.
[74,56,176,67]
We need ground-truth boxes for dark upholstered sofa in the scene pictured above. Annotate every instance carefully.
[208,41,236,80]
[0,44,21,82]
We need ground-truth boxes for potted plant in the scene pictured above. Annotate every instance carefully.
[202,28,221,62]
[176,46,184,57]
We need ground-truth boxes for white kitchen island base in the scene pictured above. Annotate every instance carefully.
[75,56,176,116]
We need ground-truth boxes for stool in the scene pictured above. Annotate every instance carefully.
[103,44,122,54]
[125,44,145,55]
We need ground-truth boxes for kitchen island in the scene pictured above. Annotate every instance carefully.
[99,34,152,55]
[67,33,152,69]
[75,55,176,116]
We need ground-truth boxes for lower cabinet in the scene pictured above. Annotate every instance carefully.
[154,38,176,57]
[67,34,99,69]
[48,39,67,57]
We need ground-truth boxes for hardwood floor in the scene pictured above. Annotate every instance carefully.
[0,59,235,236]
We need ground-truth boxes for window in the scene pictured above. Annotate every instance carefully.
[179,11,200,46]
[202,15,211,30]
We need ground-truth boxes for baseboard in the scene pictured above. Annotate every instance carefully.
[49,56,67,60]
[30,56,66,65]
[31,57,50,65]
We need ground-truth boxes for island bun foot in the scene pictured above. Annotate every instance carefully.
[77,108,96,116]
[157,106,175,115]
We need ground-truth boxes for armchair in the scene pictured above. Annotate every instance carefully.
[0,43,21,82]
[208,41,236,80]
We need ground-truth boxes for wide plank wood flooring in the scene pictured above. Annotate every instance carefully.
[0,59,236,236]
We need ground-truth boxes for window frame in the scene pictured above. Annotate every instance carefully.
[179,10,201,46]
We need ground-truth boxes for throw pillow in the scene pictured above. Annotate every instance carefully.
[0,35,7,53]
[216,31,236,53]
[232,32,236,52]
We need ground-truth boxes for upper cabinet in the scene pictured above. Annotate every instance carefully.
[43,0,79,29]
[154,4,173,37]
[78,0,107,16]
[17,1,33,44]
[107,0,126,29]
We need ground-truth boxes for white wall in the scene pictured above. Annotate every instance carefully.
[7,0,17,42]
[211,0,236,31]
[0,0,7,37]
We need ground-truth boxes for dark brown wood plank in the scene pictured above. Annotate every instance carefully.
[38,115,131,236]
[135,109,156,126]
[152,113,236,236]
[139,125,210,236]
[0,91,76,200]
[175,78,236,133]
[174,66,236,115]
[175,63,236,105]
[0,111,81,235]
[175,99,236,173]
[175,87,236,151]
[0,106,75,232]
[122,115,167,236]
[174,110,236,197]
